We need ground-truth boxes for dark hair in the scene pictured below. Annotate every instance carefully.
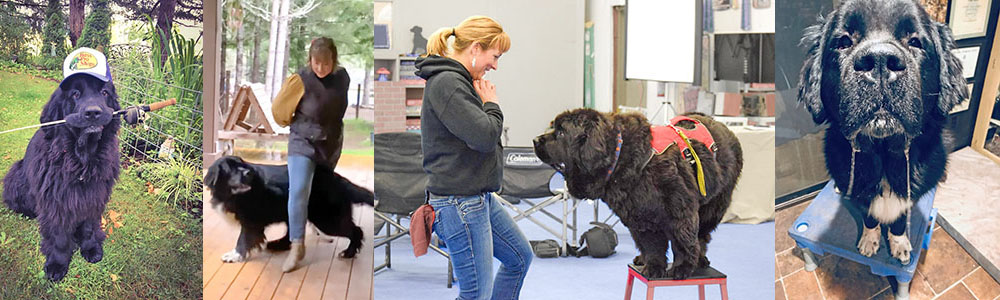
[309,37,339,70]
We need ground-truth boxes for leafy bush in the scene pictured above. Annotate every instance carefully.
[40,0,68,69]
[78,0,111,50]
[0,3,32,62]
[130,158,202,213]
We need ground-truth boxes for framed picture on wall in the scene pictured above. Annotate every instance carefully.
[949,0,992,40]
[953,46,981,79]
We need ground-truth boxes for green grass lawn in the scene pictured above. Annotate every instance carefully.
[0,70,201,299]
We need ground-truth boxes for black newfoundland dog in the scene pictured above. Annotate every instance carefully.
[797,0,966,264]
[534,110,743,279]
[2,74,121,281]
[204,156,373,262]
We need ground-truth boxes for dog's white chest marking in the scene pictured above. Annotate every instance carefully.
[215,204,241,228]
[221,249,248,263]
[857,224,881,257]
[868,180,911,224]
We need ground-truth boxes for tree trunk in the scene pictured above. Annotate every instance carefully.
[69,0,84,46]
[234,13,244,89]
[156,0,177,65]
[264,0,280,99]
[250,18,261,83]
[272,0,290,100]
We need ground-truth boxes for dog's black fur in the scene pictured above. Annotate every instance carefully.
[533,110,743,279]
[204,156,373,262]
[798,0,966,263]
[2,74,121,282]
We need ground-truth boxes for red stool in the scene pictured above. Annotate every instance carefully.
[624,264,729,300]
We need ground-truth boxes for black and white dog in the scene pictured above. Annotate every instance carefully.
[797,0,966,264]
[204,156,373,262]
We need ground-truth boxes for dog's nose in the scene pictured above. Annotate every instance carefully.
[854,43,906,83]
[533,136,544,148]
[83,106,102,119]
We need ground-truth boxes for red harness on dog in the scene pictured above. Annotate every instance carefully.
[650,116,717,158]
[648,115,717,196]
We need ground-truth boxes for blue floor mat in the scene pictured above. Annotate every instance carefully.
[373,199,775,300]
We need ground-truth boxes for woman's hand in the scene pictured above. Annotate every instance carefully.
[473,80,498,104]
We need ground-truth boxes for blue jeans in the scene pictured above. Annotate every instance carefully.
[429,193,533,300]
[287,155,316,241]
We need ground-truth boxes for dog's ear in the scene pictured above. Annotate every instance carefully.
[103,81,121,110]
[204,162,220,189]
[798,15,832,124]
[577,113,612,172]
[40,87,67,138]
[933,22,968,116]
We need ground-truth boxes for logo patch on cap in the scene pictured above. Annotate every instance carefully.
[69,52,98,71]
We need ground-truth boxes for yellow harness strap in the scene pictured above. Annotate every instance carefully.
[675,129,707,197]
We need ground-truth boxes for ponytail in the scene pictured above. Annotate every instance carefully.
[424,16,511,57]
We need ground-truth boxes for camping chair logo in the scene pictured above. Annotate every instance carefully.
[506,153,543,167]
[69,52,98,70]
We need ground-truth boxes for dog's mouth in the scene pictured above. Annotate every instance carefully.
[82,125,104,134]
[857,111,904,139]
[65,112,113,131]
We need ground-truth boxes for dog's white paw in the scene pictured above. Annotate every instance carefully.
[889,232,912,265]
[221,249,247,263]
[857,225,881,257]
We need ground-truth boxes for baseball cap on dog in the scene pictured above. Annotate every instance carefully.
[63,47,112,82]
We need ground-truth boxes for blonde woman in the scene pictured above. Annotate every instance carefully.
[415,16,532,300]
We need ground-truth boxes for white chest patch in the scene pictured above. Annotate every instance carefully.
[868,180,912,224]
[215,204,241,227]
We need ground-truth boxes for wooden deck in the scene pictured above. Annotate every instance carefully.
[202,161,374,300]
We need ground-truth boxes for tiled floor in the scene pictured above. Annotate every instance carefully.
[201,155,375,300]
[776,201,1000,300]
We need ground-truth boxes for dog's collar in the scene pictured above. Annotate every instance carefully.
[606,129,623,180]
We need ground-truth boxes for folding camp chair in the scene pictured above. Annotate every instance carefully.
[495,147,586,255]
[373,132,454,287]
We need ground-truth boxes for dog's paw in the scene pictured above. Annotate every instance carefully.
[340,247,358,259]
[632,255,646,266]
[857,224,881,257]
[44,261,69,282]
[888,232,912,265]
[698,256,710,268]
[81,246,103,263]
[664,263,694,279]
[221,249,248,263]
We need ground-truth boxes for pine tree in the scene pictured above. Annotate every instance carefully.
[41,0,68,67]
[78,0,111,50]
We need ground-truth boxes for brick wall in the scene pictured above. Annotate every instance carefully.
[374,81,407,133]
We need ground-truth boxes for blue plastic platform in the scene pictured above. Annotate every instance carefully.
[787,180,937,284]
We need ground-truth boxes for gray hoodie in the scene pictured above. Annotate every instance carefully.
[415,55,504,196]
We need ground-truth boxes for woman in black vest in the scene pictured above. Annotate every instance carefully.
[283,37,350,272]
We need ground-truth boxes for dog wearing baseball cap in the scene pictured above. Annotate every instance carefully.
[2,47,123,281]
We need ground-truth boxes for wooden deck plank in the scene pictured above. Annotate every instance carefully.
[221,251,274,300]
[296,236,342,299]
[344,205,374,300]
[245,250,288,300]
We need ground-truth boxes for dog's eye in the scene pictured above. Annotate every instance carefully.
[70,90,81,100]
[907,37,922,49]
[101,90,109,97]
[836,35,853,49]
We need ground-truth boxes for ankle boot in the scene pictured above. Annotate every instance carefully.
[282,241,306,272]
